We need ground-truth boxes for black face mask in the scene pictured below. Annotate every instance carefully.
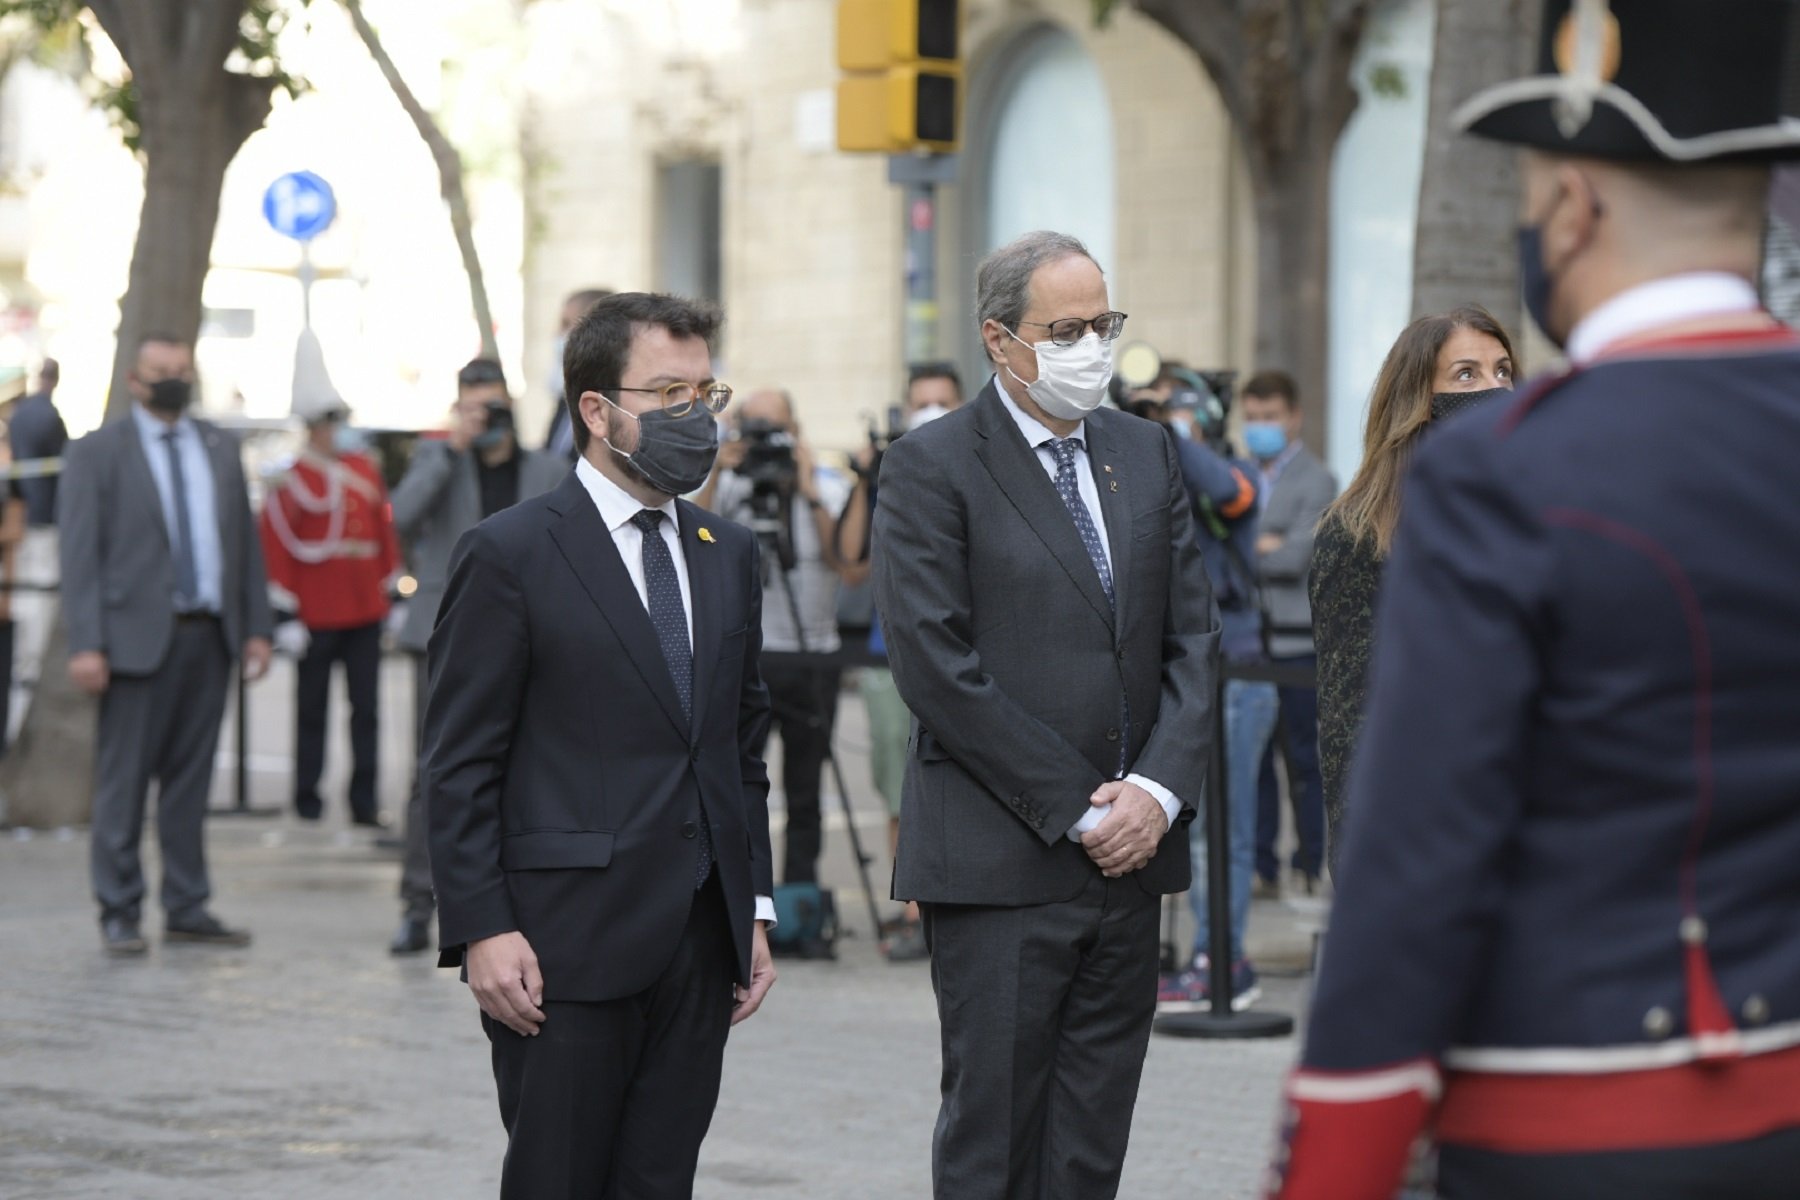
[145,378,193,416]
[1430,386,1510,423]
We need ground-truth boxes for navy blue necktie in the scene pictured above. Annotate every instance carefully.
[631,509,713,886]
[161,430,201,610]
[1048,438,1114,607]
[1047,438,1128,771]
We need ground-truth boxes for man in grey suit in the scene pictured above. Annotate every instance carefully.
[1239,372,1338,894]
[873,231,1219,1199]
[59,333,274,955]
[388,358,565,954]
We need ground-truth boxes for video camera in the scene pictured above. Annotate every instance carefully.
[735,417,799,528]
[1116,341,1237,455]
[473,400,515,454]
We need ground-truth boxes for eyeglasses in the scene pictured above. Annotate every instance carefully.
[613,380,733,417]
[1016,311,1129,347]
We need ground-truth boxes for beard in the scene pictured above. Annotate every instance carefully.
[601,405,654,487]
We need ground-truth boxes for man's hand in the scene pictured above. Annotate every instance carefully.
[242,637,273,683]
[731,921,777,1027]
[68,651,109,696]
[1256,532,1285,556]
[448,402,485,454]
[715,437,749,473]
[1081,780,1170,877]
[466,931,546,1036]
[793,438,821,503]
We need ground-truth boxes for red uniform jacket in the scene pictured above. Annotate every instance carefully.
[259,451,400,631]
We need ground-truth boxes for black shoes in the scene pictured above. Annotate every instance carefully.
[390,915,431,956]
[101,916,147,956]
[165,911,253,946]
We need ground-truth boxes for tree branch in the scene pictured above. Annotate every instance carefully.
[1132,0,1249,128]
[341,0,498,360]
[83,0,133,65]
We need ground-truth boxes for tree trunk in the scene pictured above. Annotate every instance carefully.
[1249,139,1336,448]
[105,72,274,419]
[1410,0,1543,332]
[343,0,499,361]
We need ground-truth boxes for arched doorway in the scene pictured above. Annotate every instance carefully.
[960,23,1117,383]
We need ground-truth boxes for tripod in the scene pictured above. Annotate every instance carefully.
[749,503,885,949]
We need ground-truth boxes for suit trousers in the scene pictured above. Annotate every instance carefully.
[921,872,1160,1200]
[293,621,382,822]
[90,615,231,923]
[484,873,737,1200]
[755,658,840,884]
[1437,1127,1800,1200]
[398,651,433,920]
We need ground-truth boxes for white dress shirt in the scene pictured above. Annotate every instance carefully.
[575,457,776,925]
[1566,272,1761,365]
[993,380,1184,840]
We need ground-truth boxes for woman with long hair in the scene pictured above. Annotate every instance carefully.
[1311,305,1516,870]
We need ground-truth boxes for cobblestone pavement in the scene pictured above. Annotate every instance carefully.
[0,657,1322,1199]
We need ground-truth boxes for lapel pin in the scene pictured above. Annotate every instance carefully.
[1103,464,1113,473]
[698,527,716,543]
[1109,481,1119,492]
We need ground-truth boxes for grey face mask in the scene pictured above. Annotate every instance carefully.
[602,397,720,496]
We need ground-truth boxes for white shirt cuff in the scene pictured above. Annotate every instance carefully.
[1126,774,1183,828]
[1066,804,1110,841]
[755,894,776,926]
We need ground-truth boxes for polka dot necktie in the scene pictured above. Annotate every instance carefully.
[631,509,713,887]
[1048,439,1114,608]
[1047,439,1127,772]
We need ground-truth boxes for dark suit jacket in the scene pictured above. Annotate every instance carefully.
[58,413,273,675]
[9,390,68,526]
[872,381,1220,906]
[425,472,773,1002]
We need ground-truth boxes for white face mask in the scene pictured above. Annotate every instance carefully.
[1003,327,1113,421]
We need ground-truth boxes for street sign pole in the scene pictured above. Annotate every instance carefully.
[298,240,317,332]
[889,154,958,365]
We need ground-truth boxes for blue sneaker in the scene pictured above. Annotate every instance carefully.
[1155,955,1261,1013]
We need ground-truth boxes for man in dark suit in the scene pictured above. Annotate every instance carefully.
[426,292,777,1198]
[873,231,1219,1199]
[10,357,67,528]
[59,334,274,954]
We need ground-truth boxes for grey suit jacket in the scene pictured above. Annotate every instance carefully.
[58,412,274,677]
[390,439,566,652]
[872,381,1221,907]
[1256,446,1337,658]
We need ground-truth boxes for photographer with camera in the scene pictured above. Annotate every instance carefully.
[386,358,566,955]
[695,389,863,886]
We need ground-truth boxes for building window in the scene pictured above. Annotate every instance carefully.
[657,160,722,303]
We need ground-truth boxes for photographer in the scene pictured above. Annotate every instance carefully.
[386,358,566,955]
[695,389,864,885]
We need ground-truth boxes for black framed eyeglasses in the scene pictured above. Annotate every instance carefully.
[613,380,733,417]
[1017,311,1128,347]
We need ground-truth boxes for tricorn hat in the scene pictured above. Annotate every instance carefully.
[1455,0,1800,163]
[290,328,348,425]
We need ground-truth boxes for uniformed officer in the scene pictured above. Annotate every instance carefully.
[260,331,401,827]
[1272,3,1800,1199]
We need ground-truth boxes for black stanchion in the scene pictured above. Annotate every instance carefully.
[1155,669,1295,1040]
[211,601,280,818]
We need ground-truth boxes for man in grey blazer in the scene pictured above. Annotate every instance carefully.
[59,333,274,955]
[388,358,566,954]
[1239,372,1338,893]
[873,232,1219,1199]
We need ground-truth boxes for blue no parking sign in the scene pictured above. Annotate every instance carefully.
[262,171,337,242]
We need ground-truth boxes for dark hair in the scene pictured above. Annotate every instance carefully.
[1241,369,1299,410]
[563,292,723,453]
[38,358,59,387]
[1328,304,1517,554]
[456,357,507,393]
[565,287,613,313]
[907,361,962,400]
[135,331,190,357]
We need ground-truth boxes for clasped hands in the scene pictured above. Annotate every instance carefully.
[1081,780,1169,878]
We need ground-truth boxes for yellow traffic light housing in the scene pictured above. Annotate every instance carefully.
[835,0,961,154]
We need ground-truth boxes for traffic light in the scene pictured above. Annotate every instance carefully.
[836,0,961,154]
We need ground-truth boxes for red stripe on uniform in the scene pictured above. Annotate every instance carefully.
[1435,1043,1800,1153]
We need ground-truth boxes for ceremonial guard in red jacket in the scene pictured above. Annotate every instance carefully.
[1273,3,1800,1199]
[260,331,401,826]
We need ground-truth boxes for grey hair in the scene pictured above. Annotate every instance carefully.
[976,231,1099,331]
